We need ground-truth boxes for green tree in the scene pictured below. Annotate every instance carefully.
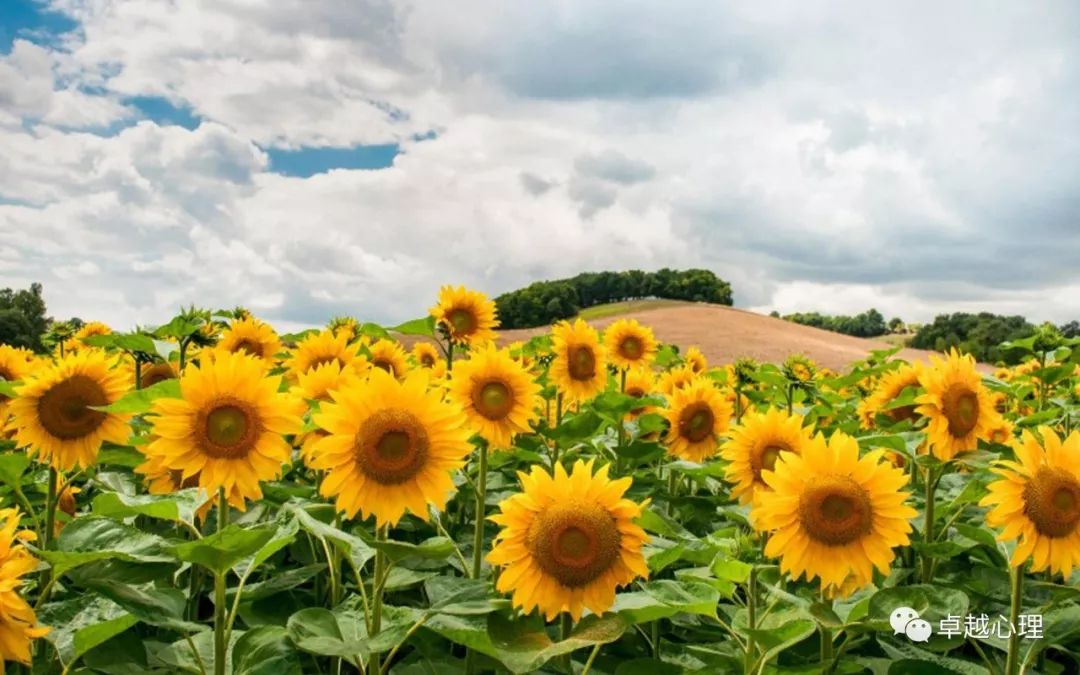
[0,282,49,351]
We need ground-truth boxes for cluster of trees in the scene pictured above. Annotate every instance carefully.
[909,312,1038,365]
[495,268,733,328]
[779,308,894,338]
[0,283,49,352]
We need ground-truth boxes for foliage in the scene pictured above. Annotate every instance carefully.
[909,312,1037,364]
[782,308,889,337]
[495,268,733,328]
[0,282,49,351]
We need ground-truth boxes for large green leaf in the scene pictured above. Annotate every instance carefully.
[611,580,721,624]
[43,516,176,578]
[233,516,299,578]
[95,378,182,414]
[0,453,31,490]
[38,595,139,666]
[287,502,376,570]
[92,488,207,525]
[232,625,303,675]
[425,577,510,616]
[362,533,455,563]
[227,563,327,603]
[173,524,277,575]
[391,316,436,337]
[73,578,205,633]
[744,619,816,669]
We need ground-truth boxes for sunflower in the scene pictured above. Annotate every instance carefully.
[721,408,813,504]
[64,321,111,353]
[988,419,1015,445]
[430,285,499,346]
[487,460,650,621]
[448,344,540,448]
[657,365,696,396]
[7,350,131,470]
[295,361,355,465]
[603,319,658,371]
[144,351,303,506]
[133,360,178,390]
[289,329,362,379]
[753,431,917,589]
[684,346,708,374]
[662,377,732,462]
[412,342,442,369]
[328,316,359,341]
[310,368,471,526]
[784,354,816,383]
[0,346,35,420]
[857,363,922,429]
[916,349,1003,460]
[216,317,283,365]
[623,367,657,420]
[0,508,48,664]
[368,339,409,379]
[550,319,608,403]
[981,427,1080,577]
[135,440,241,517]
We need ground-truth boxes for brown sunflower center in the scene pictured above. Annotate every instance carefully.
[528,501,621,587]
[196,399,261,459]
[354,409,429,484]
[618,336,643,360]
[567,346,597,381]
[233,339,266,357]
[140,363,176,388]
[1023,467,1080,538]
[471,379,514,421]
[751,442,791,482]
[447,308,478,336]
[37,375,109,440]
[798,477,874,546]
[678,402,715,443]
[941,384,979,437]
[626,386,647,415]
[419,353,436,368]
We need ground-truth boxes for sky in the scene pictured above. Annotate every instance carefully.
[1,0,1079,332]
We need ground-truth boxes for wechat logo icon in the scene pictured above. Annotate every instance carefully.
[890,606,933,643]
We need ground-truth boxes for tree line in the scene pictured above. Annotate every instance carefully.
[776,309,894,338]
[495,268,733,329]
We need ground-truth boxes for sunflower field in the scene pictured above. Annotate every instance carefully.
[0,287,1079,675]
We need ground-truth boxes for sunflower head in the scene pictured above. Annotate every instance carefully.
[136,360,178,389]
[623,367,657,419]
[857,362,922,429]
[311,369,471,526]
[657,365,696,396]
[145,351,303,507]
[289,329,362,379]
[981,427,1080,577]
[7,350,132,470]
[721,407,813,504]
[550,319,608,404]
[488,460,650,621]
[783,354,816,384]
[296,360,351,404]
[662,377,732,463]
[603,319,658,370]
[0,345,36,418]
[448,344,540,448]
[328,316,360,341]
[916,349,1003,460]
[411,342,441,369]
[367,339,409,379]
[754,431,916,589]
[0,508,49,663]
[217,317,284,365]
[429,285,499,345]
[684,346,708,374]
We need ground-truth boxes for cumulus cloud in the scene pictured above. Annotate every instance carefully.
[1,0,1078,330]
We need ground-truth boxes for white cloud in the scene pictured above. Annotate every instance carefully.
[0,0,1077,331]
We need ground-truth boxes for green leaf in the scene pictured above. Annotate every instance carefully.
[92,488,207,525]
[0,452,31,490]
[391,316,436,337]
[95,378,182,414]
[39,595,139,666]
[233,517,299,578]
[85,332,158,354]
[173,524,277,575]
[362,534,455,563]
[97,443,150,468]
[232,625,303,675]
[425,577,510,616]
[612,580,721,624]
[155,630,239,674]
[286,502,376,570]
[0,380,20,398]
[878,640,989,674]
[43,516,176,578]
[614,659,685,675]
[74,578,205,633]
[485,612,630,674]
[227,564,327,603]
[711,556,753,583]
[744,619,816,667]
[543,409,608,444]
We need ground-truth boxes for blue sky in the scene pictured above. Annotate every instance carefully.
[1,1,1079,330]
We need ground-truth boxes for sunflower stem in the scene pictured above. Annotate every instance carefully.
[819,624,833,672]
[134,356,143,390]
[580,642,602,675]
[617,369,627,474]
[559,613,574,671]
[446,341,454,375]
[551,394,564,470]
[734,383,743,422]
[650,618,660,659]
[472,441,488,579]
[213,488,228,675]
[744,566,758,672]
[43,467,58,549]
[920,466,936,583]
[1005,564,1023,675]
[371,524,388,675]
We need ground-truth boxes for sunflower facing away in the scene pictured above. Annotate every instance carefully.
[858,362,922,429]
[310,368,471,526]
[550,319,608,403]
[684,346,708,374]
[981,427,1080,577]
[216,317,283,366]
[429,285,499,346]
[448,344,540,449]
[0,508,48,664]
[662,377,732,462]
[753,431,916,591]
[145,351,303,507]
[7,350,131,470]
[289,329,362,379]
[412,342,441,369]
[916,349,1002,460]
[721,407,813,505]
[603,319,658,371]
[368,339,409,379]
[487,460,649,621]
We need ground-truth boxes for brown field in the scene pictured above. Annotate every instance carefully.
[403,301,982,371]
